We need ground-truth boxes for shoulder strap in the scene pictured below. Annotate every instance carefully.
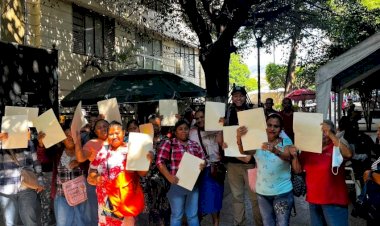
[7,150,21,166]
[197,127,208,158]
[169,139,172,159]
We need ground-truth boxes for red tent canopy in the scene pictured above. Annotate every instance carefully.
[286,89,316,101]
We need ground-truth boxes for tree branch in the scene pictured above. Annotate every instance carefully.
[178,0,213,49]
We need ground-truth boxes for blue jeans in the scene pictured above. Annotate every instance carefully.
[167,184,199,226]
[54,194,86,226]
[309,203,348,226]
[82,181,98,226]
[257,191,294,226]
[0,189,41,226]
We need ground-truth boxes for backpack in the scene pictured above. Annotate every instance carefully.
[351,170,380,220]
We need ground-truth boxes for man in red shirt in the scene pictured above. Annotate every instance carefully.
[279,98,295,142]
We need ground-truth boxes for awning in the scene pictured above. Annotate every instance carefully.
[316,32,380,117]
[61,69,206,107]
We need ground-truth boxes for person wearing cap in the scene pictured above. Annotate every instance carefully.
[221,85,263,226]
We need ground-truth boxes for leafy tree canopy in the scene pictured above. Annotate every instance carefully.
[361,0,380,10]
[229,53,257,92]
[265,63,314,90]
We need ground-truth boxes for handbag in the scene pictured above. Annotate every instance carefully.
[197,128,226,184]
[210,162,226,184]
[8,150,40,189]
[153,139,173,193]
[351,170,380,220]
[291,172,306,197]
[62,175,87,206]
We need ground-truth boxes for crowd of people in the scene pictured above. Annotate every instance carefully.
[1,85,380,226]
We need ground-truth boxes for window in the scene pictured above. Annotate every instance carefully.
[175,45,195,77]
[72,5,115,60]
[136,36,162,70]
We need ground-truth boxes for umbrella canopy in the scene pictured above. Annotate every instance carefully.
[61,69,206,107]
[285,89,316,102]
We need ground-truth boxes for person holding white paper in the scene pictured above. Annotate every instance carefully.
[74,118,110,226]
[156,120,206,226]
[88,121,152,226]
[34,129,56,226]
[297,120,353,226]
[220,85,263,226]
[0,132,44,226]
[125,118,171,226]
[52,123,88,226]
[189,109,224,226]
[236,113,298,226]
[124,119,140,142]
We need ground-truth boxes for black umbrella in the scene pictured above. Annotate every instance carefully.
[61,69,206,107]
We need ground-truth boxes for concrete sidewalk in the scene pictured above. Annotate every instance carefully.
[200,180,366,226]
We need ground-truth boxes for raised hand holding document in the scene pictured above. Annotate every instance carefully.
[71,101,87,144]
[293,112,323,153]
[33,109,66,148]
[205,101,225,131]
[176,152,205,191]
[5,106,38,127]
[97,98,122,123]
[223,125,246,157]
[237,108,267,151]
[126,132,153,171]
[1,115,28,149]
[159,99,178,126]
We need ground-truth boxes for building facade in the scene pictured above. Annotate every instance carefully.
[1,0,205,104]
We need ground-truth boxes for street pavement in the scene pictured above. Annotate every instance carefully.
[200,180,367,226]
[137,175,367,226]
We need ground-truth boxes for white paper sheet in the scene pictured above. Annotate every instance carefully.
[71,101,87,144]
[139,123,154,141]
[126,132,153,171]
[223,126,247,157]
[159,100,178,126]
[293,112,323,153]
[1,115,28,149]
[205,101,225,131]
[176,152,205,191]
[97,98,122,123]
[32,109,66,148]
[5,106,39,127]
[237,108,267,151]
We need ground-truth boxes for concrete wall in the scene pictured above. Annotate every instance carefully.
[2,0,205,103]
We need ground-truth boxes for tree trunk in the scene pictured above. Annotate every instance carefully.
[359,87,373,131]
[199,44,231,99]
[285,26,301,94]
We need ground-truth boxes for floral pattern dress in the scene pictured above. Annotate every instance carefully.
[90,144,143,226]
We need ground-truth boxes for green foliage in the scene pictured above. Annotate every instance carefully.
[265,63,287,90]
[229,53,257,92]
[265,63,314,90]
[361,0,380,10]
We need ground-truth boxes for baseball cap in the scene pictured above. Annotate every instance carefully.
[231,86,247,95]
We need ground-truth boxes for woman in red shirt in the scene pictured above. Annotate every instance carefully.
[299,120,352,226]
